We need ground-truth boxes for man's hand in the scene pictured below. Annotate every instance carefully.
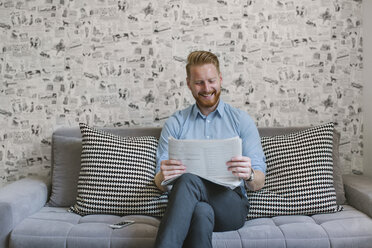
[160,159,186,182]
[227,156,265,191]
[226,156,252,181]
[154,159,186,192]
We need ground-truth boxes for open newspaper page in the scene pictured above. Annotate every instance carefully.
[161,136,242,189]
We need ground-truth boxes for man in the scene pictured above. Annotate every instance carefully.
[154,51,266,248]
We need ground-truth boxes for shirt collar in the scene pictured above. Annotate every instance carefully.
[191,99,225,119]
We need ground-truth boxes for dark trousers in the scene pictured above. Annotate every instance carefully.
[154,173,250,248]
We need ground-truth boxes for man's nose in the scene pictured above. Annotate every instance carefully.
[202,82,211,92]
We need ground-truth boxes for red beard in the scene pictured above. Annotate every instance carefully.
[195,90,221,109]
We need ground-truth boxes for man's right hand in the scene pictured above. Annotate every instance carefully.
[160,159,186,181]
[155,159,186,191]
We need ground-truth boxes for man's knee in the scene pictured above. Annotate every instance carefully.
[194,202,214,223]
[176,173,203,186]
[168,174,207,202]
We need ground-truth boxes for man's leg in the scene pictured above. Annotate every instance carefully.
[154,174,249,247]
[182,202,214,248]
[205,181,250,232]
[154,173,209,248]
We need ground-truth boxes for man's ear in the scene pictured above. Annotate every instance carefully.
[186,78,191,90]
[219,73,223,84]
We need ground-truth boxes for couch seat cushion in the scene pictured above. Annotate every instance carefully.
[10,205,372,248]
[10,207,160,248]
[212,205,372,248]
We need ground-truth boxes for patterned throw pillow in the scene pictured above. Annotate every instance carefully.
[247,123,343,219]
[69,123,168,217]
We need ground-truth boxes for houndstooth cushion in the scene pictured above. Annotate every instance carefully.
[247,122,343,219]
[69,123,168,217]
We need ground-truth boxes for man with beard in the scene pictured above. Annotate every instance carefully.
[154,51,266,248]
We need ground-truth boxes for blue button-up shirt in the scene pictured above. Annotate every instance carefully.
[156,100,266,195]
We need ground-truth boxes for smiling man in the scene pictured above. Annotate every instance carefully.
[187,63,222,115]
[154,51,266,248]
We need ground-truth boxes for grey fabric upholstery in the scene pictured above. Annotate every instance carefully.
[48,136,82,207]
[52,126,162,139]
[343,174,372,218]
[331,129,345,204]
[0,178,49,248]
[10,207,159,248]
[9,205,372,248]
[2,126,371,248]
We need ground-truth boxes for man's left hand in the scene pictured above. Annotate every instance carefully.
[226,156,252,181]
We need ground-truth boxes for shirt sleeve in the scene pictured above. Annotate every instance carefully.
[155,114,181,173]
[239,112,267,174]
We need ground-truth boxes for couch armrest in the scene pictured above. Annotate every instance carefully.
[343,174,372,218]
[0,177,50,248]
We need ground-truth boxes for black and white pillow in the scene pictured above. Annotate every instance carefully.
[247,123,343,219]
[69,123,168,217]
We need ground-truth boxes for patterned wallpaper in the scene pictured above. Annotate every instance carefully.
[0,0,364,186]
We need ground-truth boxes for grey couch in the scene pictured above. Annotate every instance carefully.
[1,126,372,248]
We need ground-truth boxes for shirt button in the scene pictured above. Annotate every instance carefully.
[207,120,210,123]
[206,136,210,139]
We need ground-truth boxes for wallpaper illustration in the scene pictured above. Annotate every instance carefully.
[0,0,363,186]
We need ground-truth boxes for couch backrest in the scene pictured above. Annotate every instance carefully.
[53,126,319,139]
[53,126,163,139]
[49,126,345,207]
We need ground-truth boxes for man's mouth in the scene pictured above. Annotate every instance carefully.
[200,92,215,97]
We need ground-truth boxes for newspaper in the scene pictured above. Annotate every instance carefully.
[161,136,242,189]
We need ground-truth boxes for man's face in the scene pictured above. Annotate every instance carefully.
[187,63,222,115]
